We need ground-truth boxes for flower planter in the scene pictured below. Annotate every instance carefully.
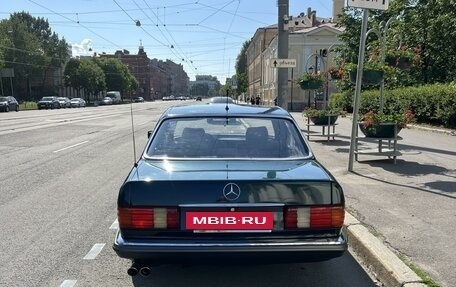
[310,115,339,125]
[349,69,384,85]
[299,80,323,90]
[329,72,342,80]
[386,56,410,69]
[359,122,402,138]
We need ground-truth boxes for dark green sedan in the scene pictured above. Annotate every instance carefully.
[113,103,346,277]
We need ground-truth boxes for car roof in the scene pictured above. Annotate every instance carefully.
[162,104,291,119]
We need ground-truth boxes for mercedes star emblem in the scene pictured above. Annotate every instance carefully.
[223,183,241,201]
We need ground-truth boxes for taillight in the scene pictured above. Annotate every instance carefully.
[118,208,179,229]
[284,206,344,229]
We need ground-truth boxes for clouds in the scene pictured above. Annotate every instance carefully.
[71,39,93,57]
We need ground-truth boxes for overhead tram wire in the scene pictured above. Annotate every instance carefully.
[113,0,189,67]
[139,0,199,72]
[27,0,122,50]
[197,2,270,26]
[222,0,240,79]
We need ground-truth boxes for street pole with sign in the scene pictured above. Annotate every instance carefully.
[347,0,389,172]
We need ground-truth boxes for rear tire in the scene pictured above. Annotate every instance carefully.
[15,105,19,112]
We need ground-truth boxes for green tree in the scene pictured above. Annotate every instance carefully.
[64,58,105,103]
[0,12,69,99]
[94,57,136,92]
[336,1,456,86]
[235,40,250,94]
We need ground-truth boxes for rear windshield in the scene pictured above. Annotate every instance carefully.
[42,97,53,101]
[146,117,310,159]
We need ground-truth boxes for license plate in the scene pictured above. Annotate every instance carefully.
[185,211,274,230]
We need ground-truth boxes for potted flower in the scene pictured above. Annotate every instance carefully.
[303,107,346,125]
[385,45,421,70]
[327,66,344,80]
[347,62,386,85]
[296,72,325,90]
[359,109,415,138]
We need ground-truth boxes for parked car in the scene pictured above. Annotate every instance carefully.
[101,97,113,105]
[133,97,144,103]
[0,96,19,112]
[37,96,60,109]
[113,104,346,277]
[196,96,202,101]
[57,97,71,108]
[70,98,86,108]
[106,91,122,104]
[209,96,235,104]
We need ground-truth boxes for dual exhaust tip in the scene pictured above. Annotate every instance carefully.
[127,265,151,277]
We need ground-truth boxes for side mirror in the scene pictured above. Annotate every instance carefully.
[147,130,152,138]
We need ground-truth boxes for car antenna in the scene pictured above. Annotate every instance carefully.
[129,94,138,169]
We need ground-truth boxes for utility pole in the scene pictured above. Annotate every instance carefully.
[277,0,289,109]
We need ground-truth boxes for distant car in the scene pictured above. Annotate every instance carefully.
[37,96,60,109]
[70,98,86,108]
[113,104,347,277]
[196,96,202,101]
[178,96,186,101]
[101,97,113,105]
[0,96,19,112]
[209,96,235,104]
[134,97,145,103]
[57,97,71,108]
[106,91,122,104]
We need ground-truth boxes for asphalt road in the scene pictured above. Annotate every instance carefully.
[293,112,456,287]
[0,101,376,287]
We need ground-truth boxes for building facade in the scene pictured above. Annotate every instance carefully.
[246,0,345,109]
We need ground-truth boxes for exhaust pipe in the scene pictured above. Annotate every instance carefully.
[127,263,139,277]
[139,266,151,277]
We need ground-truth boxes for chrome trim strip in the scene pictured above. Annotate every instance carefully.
[179,203,285,208]
[114,231,346,250]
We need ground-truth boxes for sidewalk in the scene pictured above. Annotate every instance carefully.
[291,112,456,287]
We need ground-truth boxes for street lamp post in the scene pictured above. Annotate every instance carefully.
[366,15,402,112]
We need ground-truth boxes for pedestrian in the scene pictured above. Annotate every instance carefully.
[255,95,260,105]
[250,97,255,105]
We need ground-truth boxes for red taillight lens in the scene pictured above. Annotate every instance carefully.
[284,208,297,229]
[118,208,179,229]
[167,208,179,229]
[284,206,344,229]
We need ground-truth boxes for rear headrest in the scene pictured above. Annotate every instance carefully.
[246,126,268,142]
[182,127,205,140]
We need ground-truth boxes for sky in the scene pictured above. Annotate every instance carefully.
[1,0,335,82]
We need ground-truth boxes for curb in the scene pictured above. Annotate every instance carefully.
[345,212,427,287]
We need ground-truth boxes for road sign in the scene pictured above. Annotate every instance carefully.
[231,79,237,89]
[271,58,296,68]
[348,0,389,10]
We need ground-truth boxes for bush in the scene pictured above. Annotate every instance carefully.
[329,83,456,128]
[19,101,38,110]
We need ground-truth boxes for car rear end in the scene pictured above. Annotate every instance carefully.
[113,106,346,276]
[113,162,346,265]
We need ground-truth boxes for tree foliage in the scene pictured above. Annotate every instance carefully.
[0,12,69,99]
[335,0,456,88]
[94,57,137,92]
[64,58,105,99]
[235,40,250,94]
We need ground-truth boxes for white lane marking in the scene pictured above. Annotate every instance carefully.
[59,280,77,287]
[83,243,105,260]
[53,141,89,153]
[110,219,119,230]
